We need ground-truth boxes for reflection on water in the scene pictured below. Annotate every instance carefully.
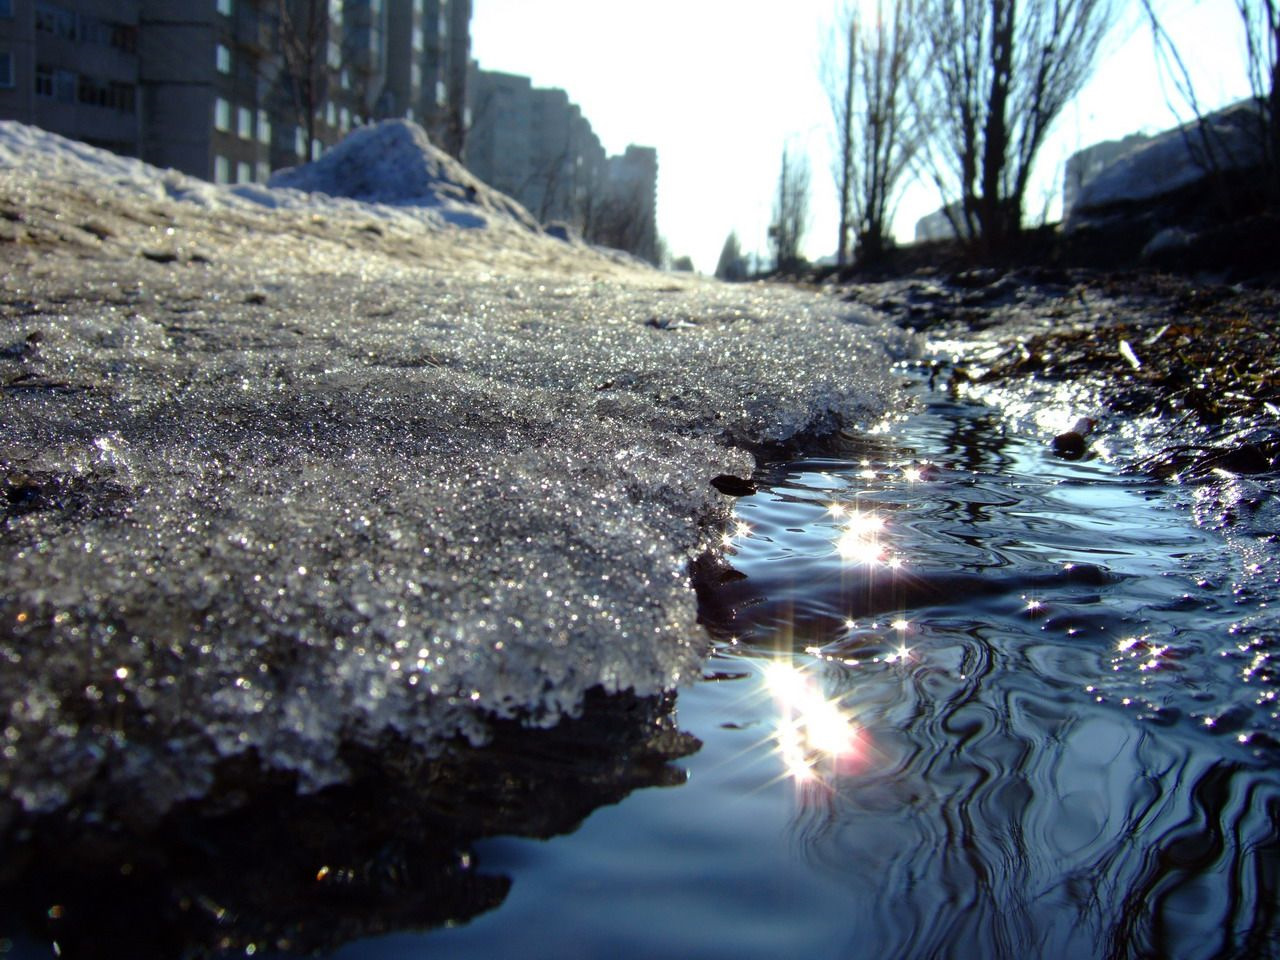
[699,376,1280,959]
[763,660,867,787]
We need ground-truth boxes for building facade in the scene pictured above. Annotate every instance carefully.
[466,64,657,263]
[0,0,144,158]
[0,0,471,184]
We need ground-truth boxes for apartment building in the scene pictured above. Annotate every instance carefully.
[467,64,657,263]
[602,144,658,264]
[381,0,469,155]
[0,0,144,158]
[0,0,471,184]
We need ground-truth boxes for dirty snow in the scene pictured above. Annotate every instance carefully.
[1068,99,1266,220]
[267,118,540,231]
[0,122,916,820]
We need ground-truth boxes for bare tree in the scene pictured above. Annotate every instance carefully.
[276,0,330,163]
[769,146,810,272]
[1242,0,1280,199]
[825,8,857,266]
[917,0,1113,252]
[1140,0,1279,207]
[827,0,924,264]
[589,187,658,265]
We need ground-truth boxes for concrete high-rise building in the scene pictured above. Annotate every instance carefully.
[467,67,610,230]
[379,0,468,156]
[0,0,144,159]
[0,0,472,182]
[602,144,657,264]
[466,63,658,264]
[141,0,277,185]
[466,67,533,200]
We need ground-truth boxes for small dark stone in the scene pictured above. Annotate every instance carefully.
[948,268,1001,289]
[244,292,268,305]
[710,475,757,497]
[1052,431,1087,459]
[1062,563,1112,586]
[141,249,179,264]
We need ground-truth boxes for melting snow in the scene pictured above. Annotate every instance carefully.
[0,121,917,820]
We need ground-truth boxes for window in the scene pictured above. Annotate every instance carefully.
[237,105,252,139]
[109,82,136,113]
[78,15,110,45]
[0,51,12,89]
[35,2,76,39]
[294,128,305,158]
[257,110,271,146]
[324,100,335,127]
[110,23,137,53]
[216,44,231,74]
[256,161,270,182]
[214,155,230,184]
[214,97,231,132]
[54,68,75,102]
[35,65,52,97]
[435,80,446,108]
[0,0,12,18]
[236,161,251,184]
[311,138,322,160]
[216,0,233,16]
[339,106,350,132]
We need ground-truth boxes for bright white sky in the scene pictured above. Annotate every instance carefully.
[471,0,1253,273]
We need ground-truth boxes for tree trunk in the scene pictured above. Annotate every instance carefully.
[979,0,1015,251]
[837,18,856,266]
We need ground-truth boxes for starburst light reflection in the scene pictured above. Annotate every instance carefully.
[763,661,863,785]
[835,508,888,566]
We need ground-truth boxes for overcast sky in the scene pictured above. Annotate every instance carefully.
[471,0,1254,272]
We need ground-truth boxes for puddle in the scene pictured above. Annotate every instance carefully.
[405,371,1280,960]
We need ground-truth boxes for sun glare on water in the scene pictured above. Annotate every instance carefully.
[764,661,864,785]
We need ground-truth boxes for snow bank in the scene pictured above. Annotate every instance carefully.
[267,118,539,231]
[0,123,918,822]
[0,119,538,236]
[1069,100,1266,218]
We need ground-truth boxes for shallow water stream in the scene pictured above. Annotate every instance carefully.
[343,370,1280,960]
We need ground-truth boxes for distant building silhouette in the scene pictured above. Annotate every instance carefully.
[467,64,658,263]
[0,0,473,183]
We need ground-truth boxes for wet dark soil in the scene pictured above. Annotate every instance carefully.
[841,267,1280,480]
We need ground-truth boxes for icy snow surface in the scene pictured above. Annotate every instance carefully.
[0,123,916,819]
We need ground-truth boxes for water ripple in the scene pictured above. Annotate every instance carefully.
[701,380,1280,958]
